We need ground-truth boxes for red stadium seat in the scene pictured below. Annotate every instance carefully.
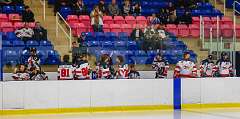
[103,16,114,24]
[221,24,233,38]
[121,24,133,36]
[1,22,14,32]
[189,24,200,38]
[125,16,136,24]
[0,14,8,22]
[204,24,212,38]
[136,16,147,25]
[114,16,125,24]
[178,24,189,37]
[67,15,79,24]
[211,17,222,25]
[166,24,178,36]
[14,22,24,30]
[236,24,240,38]
[211,24,221,38]
[70,23,86,37]
[26,22,36,28]
[203,17,212,25]
[79,15,90,26]
[221,17,233,26]
[9,14,21,22]
[192,17,200,24]
[110,24,121,33]
[103,24,110,32]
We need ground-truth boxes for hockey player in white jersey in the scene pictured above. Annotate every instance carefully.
[174,52,197,78]
[152,53,169,78]
[12,64,30,80]
[74,54,91,80]
[115,55,129,79]
[216,52,233,77]
[200,55,217,77]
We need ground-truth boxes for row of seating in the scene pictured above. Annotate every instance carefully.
[2,40,53,47]
[0,5,24,14]
[0,13,22,22]
[0,22,36,33]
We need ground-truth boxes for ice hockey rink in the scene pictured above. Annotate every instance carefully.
[2,108,240,119]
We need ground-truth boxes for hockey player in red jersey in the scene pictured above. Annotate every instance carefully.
[74,54,91,80]
[215,52,233,77]
[200,55,217,77]
[115,55,129,79]
[174,52,197,78]
[96,54,114,79]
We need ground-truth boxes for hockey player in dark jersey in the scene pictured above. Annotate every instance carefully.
[152,53,169,78]
[216,52,233,77]
[128,64,140,79]
[200,55,217,77]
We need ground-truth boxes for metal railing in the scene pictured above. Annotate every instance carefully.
[39,0,46,21]
[56,12,72,51]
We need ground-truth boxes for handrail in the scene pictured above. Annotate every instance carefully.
[56,12,72,51]
[39,0,46,21]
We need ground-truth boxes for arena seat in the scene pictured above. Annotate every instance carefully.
[95,32,105,40]
[15,5,24,14]
[166,24,178,36]
[14,22,25,30]
[221,24,233,38]
[105,32,117,40]
[12,40,25,47]
[70,23,86,37]
[0,14,8,22]
[121,24,133,36]
[114,41,126,50]
[67,15,79,24]
[127,41,137,50]
[204,24,212,38]
[1,22,14,33]
[2,6,15,14]
[114,16,125,24]
[136,16,147,25]
[6,32,18,41]
[110,24,121,33]
[9,14,21,22]
[103,16,114,24]
[2,40,12,47]
[178,24,189,37]
[40,40,52,46]
[103,24,110,32]
[26,40,39,47]
[221,17,233,26]
[125,16,136,24]
[203,17,212,25]
[118,32,128,39]
[59,7,72,19]
[189,24,200,38]
[236,24,240,38]
[79,15,91,26]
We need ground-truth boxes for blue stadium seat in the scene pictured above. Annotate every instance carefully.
[45,57,61,65]
[105,32,117,41]
[114,41,126,50]
[134,50,147,57]
[95,32,105,40]
[147,50,157,57]
[2,40,12,47]
[127,41,137,50]
[48,0,56,5]
[118,32,128,39]
[3,6,15,14]
[26,40,39,47]
[39,40,52,46]
[6,32,18,41]
[12,40,25,47]
[133,56,148,64]
[15,5,24,14]
[102,41,114,49]
[126,50,134,57]
[87,40,100,47]
[59,7,72,19]
[85,32,94,41]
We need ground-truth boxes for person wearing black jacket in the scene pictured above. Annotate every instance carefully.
[22,6,35,22]
[33,22,47,40]
[130,25,144,41]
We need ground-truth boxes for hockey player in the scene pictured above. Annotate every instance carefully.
[128,64,140,79]
[200,55,217,77]
[174,52,197,78]
[12,64,30,80]
[74,54,91,80]
[27,48,48,80]
[215,52,233,77]
[115,55,129,79]
[152,54,169,78]
[58,55,74,80]
[96,54,114,79]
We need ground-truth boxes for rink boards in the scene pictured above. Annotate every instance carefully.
[1,77,240,114]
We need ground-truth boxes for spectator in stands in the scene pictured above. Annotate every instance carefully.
[130,24,144,41]
[167,2,175,16]
[150,13,160,25]
[90,6,103,32]
[159,9,168,24]
[22,6,35,22]
[108,0,120,16]
[167,12,177,24]
[143,25,155,51]
[15,24,34,42]
[98,0,107,15]
[177,11,192,24]
[62,55,71,65]
[132,2,141,16]
[121,0,132,16]
[72,0,88,15]
[33,22,47,40]
[153,25,167,50]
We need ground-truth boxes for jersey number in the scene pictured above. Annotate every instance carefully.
[61,68,70,77]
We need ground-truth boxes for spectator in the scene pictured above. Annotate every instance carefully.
[72,0,88,15]
[150,13,160,25]
[132,3,141,16]
[143,25,155,51]
[108,0,120,16]
[54,0,69,15]
[33,22,47,40]
[130,24,144,41]
[167,12,177,24]
[167,2,175,16]
[15,24,34,42]
[177,11,192,24]
[22,6,35,22]
[121,0,132,16]
[159,9,168,24]
[98,0,107,15]
[90,6,103,32]
[128,65,140,79]
[62,55,71,65]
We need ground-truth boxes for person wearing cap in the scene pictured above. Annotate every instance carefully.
[174,52,197,78]
[215,52,233,77]
[152,53,169,78]
[22,6,35,22]
[200,54,217,77]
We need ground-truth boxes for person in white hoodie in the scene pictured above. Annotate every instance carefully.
[90,5,103,32]
[15,23,34,42]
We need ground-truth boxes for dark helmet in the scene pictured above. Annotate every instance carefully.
[30,47,37,54]
[221,52,228,59]
[208,54,213,60]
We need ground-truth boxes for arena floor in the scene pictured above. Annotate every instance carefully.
[2,108,240,119]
